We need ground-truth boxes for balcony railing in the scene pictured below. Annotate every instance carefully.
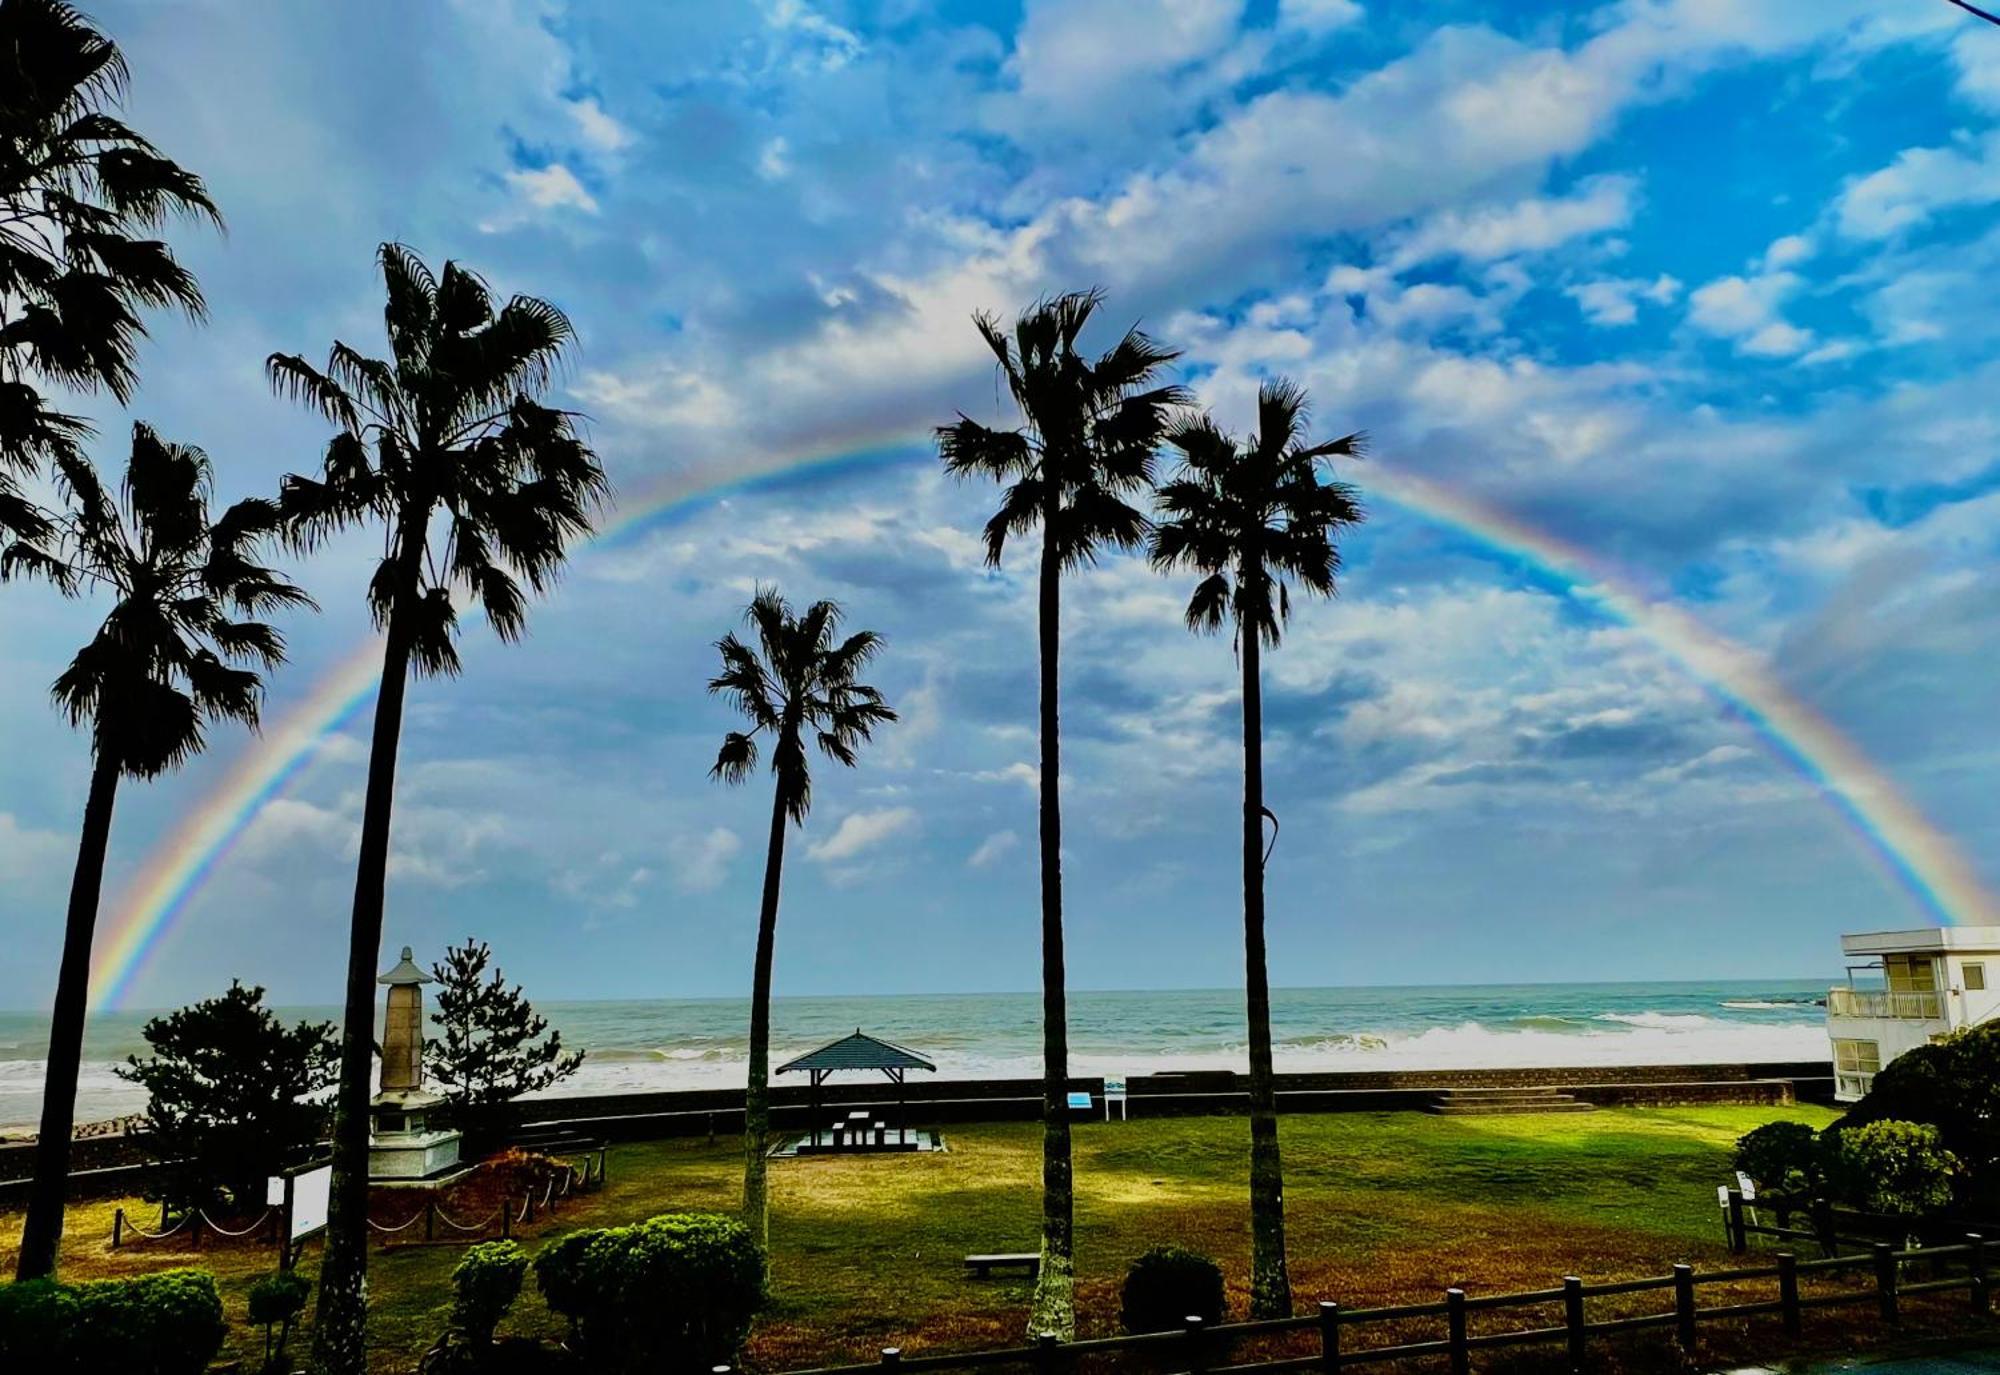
[1826,987,1943,1019]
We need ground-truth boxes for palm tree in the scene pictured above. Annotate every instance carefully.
[1150,379,1363,1318]
[708,588,895,1249]
[268,244,607,1375]
[15,424,308,1280]
[0,0,217,582]
[936,290,1183,1336]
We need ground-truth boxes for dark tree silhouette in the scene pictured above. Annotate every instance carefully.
[115,981,337,1212]
[1150,379,1363,1318]
[426,937,584,1109]
[268,244,607,1375]
[708,588,895,1250]
[0,0,217,583]
[16,425,308,1279]
[937,290,1183,1335]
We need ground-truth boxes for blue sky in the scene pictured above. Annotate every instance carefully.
[3,0,1999,1009]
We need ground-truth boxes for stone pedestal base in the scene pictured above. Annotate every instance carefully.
[368,1128,462,1180]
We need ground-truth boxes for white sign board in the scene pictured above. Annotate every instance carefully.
[286,1165,333,1241]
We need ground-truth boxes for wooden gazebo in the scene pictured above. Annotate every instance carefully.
[776,1029,936,1149]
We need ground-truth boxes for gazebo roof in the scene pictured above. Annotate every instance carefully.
[775,1029,936,1076]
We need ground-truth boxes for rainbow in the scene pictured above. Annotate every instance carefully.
[87,448,1999,1009]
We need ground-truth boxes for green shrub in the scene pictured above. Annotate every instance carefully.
[1120,1246,1227,1334]
[1733,1121,1822,1192]
[247,1271,310,1372]
[1830,1119,1960,1216]
[0,1270,228,1375]
[535,1214,764,1373]
[0,1278,78,1368]
[78,1269,228,1375]
[1843,1022,2000,1209]
[453,1241,530,1347]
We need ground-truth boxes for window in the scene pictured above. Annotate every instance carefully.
[1832,1039,1881,1074]
[1885,955,1938,992]
[1967,963,1987,992]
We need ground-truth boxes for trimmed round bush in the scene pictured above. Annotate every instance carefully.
[247,1271,310,1371]
[534,1214,764,1373]
[1733,1121,1822,1192]
[454,1241,530,1346]
[0,1269,228,1375]
[0,1278,79,1369]
[1830,1119,1960,1216]
[1120,1246,1227,1334]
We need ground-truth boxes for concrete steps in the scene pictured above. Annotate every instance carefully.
[1425,1087,1596,1116]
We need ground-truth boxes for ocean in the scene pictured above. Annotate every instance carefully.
[0,979,1834,1132]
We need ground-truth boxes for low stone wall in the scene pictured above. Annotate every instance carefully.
[483,1061,1832,1144]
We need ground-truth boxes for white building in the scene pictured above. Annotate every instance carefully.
[1826,926,2000,1102]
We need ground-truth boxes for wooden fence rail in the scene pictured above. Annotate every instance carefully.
[752,1236,1992,1375]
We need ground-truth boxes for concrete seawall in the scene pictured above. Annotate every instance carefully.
[0,1060,1835,1201]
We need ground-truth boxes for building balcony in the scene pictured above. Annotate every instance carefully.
[1826,987,1943,1020]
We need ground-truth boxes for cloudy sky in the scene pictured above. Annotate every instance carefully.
[4,0,1999,1011]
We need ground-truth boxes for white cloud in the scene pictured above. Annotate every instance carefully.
[1687,272,1813,357]
[757,136,792,181]
[504,163,599,213]
[1390,175,1637,268]
[1836,131,2000,239]
[1762,234,1813,270]
[764,0,863,71]
[1277,0,1363,35]
[1566,273,1680,326]
[567,96,633,154]
[669,827,742,892]
[0,812,68,883]
[967,829,1019,868]
[972,761,1040,790]
[806,807,917,862]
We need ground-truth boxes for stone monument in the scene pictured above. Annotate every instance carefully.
[367,946,462,1180]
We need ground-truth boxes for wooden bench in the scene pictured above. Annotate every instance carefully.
[964,1252,1040,1280]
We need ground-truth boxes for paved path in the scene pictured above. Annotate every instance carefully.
[1728,1349,2000,1373]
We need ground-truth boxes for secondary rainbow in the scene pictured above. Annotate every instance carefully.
[87,450,2000,1009]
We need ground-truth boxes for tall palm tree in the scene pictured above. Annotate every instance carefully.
[936,290,1183,1336]
[1150,379,1363,1318]
[268,244,607,1375]
[0,0,217,582]
[16,424,308,1280]
[708,588,895,1249]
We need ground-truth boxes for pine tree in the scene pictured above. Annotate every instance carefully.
[425,939,584,1108]
[115,982,336,1212]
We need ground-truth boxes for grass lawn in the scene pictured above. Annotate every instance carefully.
[11,1102,1949,1374]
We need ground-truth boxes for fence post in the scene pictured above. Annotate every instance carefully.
[1445,1288,1468,1375]
[1562,1276,1584,1373]
[525,1186,537,1223]
[1184,1315,1207,1375]
[1970,1234,1989,1317]
[501,1198,512,1239]
[1775,1196,1791,1233]
[425,1197,436,1243]
[1673,1264,1696,1356]
[1874,1242,1899,1325]
[1035,1331,1061,1375]
[1726,1189,1747,1254]
[1776,1251,1800,1339]
[880,1348,902,1373]
[1318,1300,1340,1373]
[1812,1197,1836,1257]
[112,1207,124,1249]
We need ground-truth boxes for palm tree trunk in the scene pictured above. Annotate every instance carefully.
[1029,533,1076,1339]
[15,751,121,1280]
[311,522,424,1375]
[743,766,791,1250]
[1240,618,1291,1317]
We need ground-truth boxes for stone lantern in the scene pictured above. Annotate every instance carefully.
[367,945,462,1180]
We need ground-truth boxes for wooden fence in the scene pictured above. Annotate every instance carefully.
[1723,1187,2000,1257]
[758,1237,1991,1375]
